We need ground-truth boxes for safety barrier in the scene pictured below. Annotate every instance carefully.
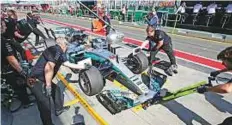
[163,13,182,33]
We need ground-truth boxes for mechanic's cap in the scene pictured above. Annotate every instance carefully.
[56,37,69,46]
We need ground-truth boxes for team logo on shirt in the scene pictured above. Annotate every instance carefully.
[5,42,13,52]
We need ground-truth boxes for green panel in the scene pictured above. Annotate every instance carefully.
[162,81,207,102]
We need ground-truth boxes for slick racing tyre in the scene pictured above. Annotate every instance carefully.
[79,66,104,96]
[128,52,149,74]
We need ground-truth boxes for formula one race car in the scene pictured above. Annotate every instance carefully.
[16,20,209,115]
[51,26,210,115]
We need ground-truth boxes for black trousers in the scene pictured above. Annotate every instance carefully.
[29,81,64,125]
[180,13,189,23]
[121,13,126,22]
[2,72,30,105]
[32,27,46,45]
[35,32,39,45]
[205,14,215,25]
[105,27,110,36]
[150,41,176,65]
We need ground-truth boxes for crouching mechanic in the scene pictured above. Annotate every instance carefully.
[197,46,232,125]
[138,26,178,76]
[1,17,33,108]
[27,37,89,125]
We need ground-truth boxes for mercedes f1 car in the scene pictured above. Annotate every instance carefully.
[52,27,210,114]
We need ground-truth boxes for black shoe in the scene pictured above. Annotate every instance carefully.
[172,64,178,74]
[55,106,70,116]
[23,102,34,108]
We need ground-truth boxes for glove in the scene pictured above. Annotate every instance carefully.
[197,85,208,94]
[19,70,27,79]
[133,47,142,55]
[43,84,52,97]
[210,71,220,77]
[27,77,36,87]
[136,46,142,51]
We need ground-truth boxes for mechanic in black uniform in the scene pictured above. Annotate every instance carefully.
[138,25,178,75]
[197,46,232,125]
[3,9,26,60]
[101,11,111,36]
[26,12,44,46]
[1,18,33,108]
[28,37,89,125]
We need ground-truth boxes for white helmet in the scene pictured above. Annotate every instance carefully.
[106,31,124,44]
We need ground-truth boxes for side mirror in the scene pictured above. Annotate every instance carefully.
[132,47,141,55]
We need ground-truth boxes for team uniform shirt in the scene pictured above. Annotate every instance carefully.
[226,4,232,13]
[207,3,217,14]
[1,37,18,72]
[146,30,171,50]
[193,4,203,13]
[30,45,67,82]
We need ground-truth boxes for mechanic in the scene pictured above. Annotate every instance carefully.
[1,18,33,108]
[197,46,232,125]
[3,9,27,60]
[146,11,159,29]
[121,4,127,22]
[91,16,104,32]
[26,12,41,46]
[138,26,178,75]
[28,37,89,125]
[101,10,111,36]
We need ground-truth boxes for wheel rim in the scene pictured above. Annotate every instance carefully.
[130,56,141,73]
[80,73,90,94]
